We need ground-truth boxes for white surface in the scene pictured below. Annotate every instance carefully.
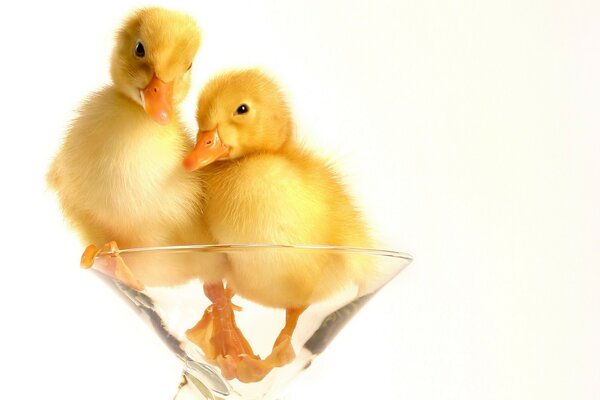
[1,0,599,399]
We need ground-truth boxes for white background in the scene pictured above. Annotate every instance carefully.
[1,0,599,399]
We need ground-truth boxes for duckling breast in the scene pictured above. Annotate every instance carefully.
[58,87,202,239]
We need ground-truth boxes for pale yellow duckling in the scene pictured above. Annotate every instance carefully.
[183,69,374,381]
[48,8,221,288]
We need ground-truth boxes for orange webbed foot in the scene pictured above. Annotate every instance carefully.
[237,306,306,380]
[268,335,296,367]
[235,336,296,383]
[80,244,101,269]
[186,282,259,378]
[186,306,217,359]
[80,241,144,291]
[236,354,274,383]
[187,288,307,382]
[215,355,238,381]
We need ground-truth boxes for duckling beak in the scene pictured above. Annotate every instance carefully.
[183,128,230,171]
[140,74,173,124]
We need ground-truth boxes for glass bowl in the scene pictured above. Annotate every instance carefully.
[88,244,412,399]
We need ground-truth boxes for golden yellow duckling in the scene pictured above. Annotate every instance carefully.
[183,69,374,382]
[48,8,220,288]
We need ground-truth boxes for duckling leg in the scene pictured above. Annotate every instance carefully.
[205,283,257,362]
[80,241,144,291]
[236,306,306,383]
[268,306,306,368]
[274,307,306,350]
[186,282,258,379]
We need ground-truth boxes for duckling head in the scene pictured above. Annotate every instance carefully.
[183,69,293,170]
[110,7,201,124]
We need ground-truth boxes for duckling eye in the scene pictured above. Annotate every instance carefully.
[187,62,193,71]
[235,104,249,115]
[134,42,145,58]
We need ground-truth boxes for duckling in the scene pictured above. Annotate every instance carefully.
[48,8,222,288]
[183,69,374,382]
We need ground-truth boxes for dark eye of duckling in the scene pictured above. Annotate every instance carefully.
[187,62,193,71]
[135,42,145,58]
[235,104,249,115]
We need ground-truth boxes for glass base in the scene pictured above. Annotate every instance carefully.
[174,371,217,400]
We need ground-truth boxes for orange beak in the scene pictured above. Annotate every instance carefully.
[183,128,230,171]
[141,74,173,124]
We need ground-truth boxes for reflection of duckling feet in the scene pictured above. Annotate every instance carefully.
[80,241,144,291]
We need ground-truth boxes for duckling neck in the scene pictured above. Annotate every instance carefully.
[279,134,297,155]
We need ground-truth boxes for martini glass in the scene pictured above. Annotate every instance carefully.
[89,244,412,399]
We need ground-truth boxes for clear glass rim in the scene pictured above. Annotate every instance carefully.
[96,243,413,261]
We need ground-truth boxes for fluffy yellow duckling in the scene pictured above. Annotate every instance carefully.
[183,69,374,381]
[48,8,221,287]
